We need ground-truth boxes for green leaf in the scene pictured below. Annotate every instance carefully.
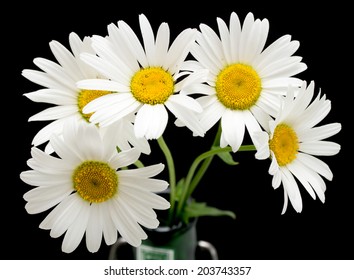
[174,177,186,202]
[182,201,236,223]
[211,146,239,165]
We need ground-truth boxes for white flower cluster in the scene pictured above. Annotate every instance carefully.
[20,12,341,254]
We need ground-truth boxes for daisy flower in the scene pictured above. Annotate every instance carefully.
[20,120,170,253]
[77,13,207,140]
[189,11,307,152]
[22,32,150,155]
[253,81,341,213]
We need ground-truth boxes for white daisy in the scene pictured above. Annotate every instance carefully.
[22,32,150,155]
[76,13,207,140]
[254,81,341,213]
[20,120,170,253]
[188,11,307,152]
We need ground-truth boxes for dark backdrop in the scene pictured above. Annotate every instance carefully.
[4,1,352,260]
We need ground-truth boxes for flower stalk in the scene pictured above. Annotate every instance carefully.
[157,136,177,224]
[157,123,257,226]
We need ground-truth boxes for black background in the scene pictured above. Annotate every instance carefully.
[4,1,352,260]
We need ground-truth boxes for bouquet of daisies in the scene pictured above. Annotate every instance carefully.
[20,12,341,254]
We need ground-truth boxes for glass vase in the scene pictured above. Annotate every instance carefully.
[108,190,218,260]
[108,218,218,260]
[135,218,198,260]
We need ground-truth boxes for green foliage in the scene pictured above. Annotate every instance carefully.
[212,146,239,165]
[182,200,236,224]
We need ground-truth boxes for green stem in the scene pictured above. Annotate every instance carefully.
[174,124,221,220]
[176,146,230,219]
[188,144,256,199]
[188,124,222,194]
[157,136,176,224]
[176,143,256,220]
[134,159,144,168]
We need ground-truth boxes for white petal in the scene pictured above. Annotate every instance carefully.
[117,19,148,67]
[28,146,70,172]
[30,118,67,146]
[164,28,196,74]
[33,57,77,91]
[253,131,270,160]
[299,141,341,156]
[24,88,76,105]
[62,202,90,253]
[287,161,316,200]
[229,11,242,62]
[119,186,170,210]
[200,98,225,132]
[250,105,274,131]
[81,92,134,117]
[288,159,326,202]
[80,53,131,84]
[176,69,209,94]
[20,170,71,187]
[38,194,75,230]
[118,195,159,229]
[240,18,269,64]
[85,204,103,253]
[221,110,245,152]
[118,163,165,178]
[119,175,168,192]
[89,99,140,128]
[28,105,77,121]
[269,153,279,177]
[49,36,85,81]
[50,132,81,162]
[139,14,156,66]
[49,195,83,238]
[111,148,140,170]
[100,202,118,245]
[77,78,130,92]
[134,104,168,139]
[298,123,342,142]
[24,186,72,214]
[198,24,224,69]
[243,110,262,146]
[262,77,303,89]
[166,99,204,137]
[281,188,289,215]
[111,119,151,155]
[168,94,202,113]
[216,16,232,62]
[281,168,303,213]
[272,169,282,189]
[297,153,333,181]
[22,69,70,92]
[155,22,170,66]
[110,198,146,247]
[117,191,157,220]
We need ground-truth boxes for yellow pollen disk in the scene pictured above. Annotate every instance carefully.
[269,123,299,166]
[72,161,118,203]
[215,63,262,110]
[131,67,174,105]
[78,90,112,122]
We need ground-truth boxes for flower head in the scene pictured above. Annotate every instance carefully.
[20,120,170,253]
[77,13,207,140]
[254,81,341,213]
[189,12,307,151]
[22,32,150,155]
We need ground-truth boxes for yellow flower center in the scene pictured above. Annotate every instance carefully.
[131,67,174,105]
[269,123,299,166]
[78,90,112,122]
[72,161,118,203]
[215,63,262,110]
